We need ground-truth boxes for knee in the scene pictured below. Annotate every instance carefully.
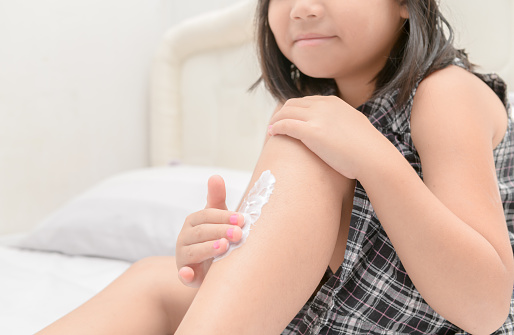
[126,257,196,331]
[264,135,345,182]
[127,255,175,279]
[130,255,175,273]
[126,256,196,302]
[124,256,176,295]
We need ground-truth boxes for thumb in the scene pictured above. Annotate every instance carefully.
[205,175,228,210]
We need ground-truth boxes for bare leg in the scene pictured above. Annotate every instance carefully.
[176,135,350,334]
[37,136,349,335]
[37,256,197,335]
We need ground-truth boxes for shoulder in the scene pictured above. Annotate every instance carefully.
[411,65,507,150]
[413,65,504,118]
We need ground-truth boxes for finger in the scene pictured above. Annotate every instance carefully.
[268,119,309,141]
[206,175,228,210]
[270,105,312,125]
[302,95,329,101]
[184,224,243,246]
[226,225,243,242]
[178,266,195,285]
[181,238,230,265]
[186,209,244,228]
[283,96,314,108]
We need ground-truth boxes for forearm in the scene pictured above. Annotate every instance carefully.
[176,135,349,334]
[360,143,513,333]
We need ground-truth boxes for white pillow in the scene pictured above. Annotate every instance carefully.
[15,165,252,262]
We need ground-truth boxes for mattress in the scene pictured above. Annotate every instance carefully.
[0,237,130,334]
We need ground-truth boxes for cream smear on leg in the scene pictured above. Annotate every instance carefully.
[213,170,276,262]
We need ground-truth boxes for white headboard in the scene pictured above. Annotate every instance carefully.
[149,0,514,171]
[150,0,275,171]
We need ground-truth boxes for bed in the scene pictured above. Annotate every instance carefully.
[1,0,513,333]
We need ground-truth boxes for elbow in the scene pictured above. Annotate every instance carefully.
[461,253,514,334]
[463,304,511,335]
[459,283,512,334]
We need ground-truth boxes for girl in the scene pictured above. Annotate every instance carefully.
[38,0,514,334]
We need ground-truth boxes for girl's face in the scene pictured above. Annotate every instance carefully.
[268,0,409,89]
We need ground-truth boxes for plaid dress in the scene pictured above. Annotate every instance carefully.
[282,69,514,334]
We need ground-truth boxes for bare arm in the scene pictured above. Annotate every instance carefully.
[176,133,351,334]
[361,66,514,334]
[234,104,284,211]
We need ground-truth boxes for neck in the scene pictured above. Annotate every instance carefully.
[335,77,376,108]
[334,57,387,108]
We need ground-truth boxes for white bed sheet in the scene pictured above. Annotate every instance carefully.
[0,237,130,335]
[0,164,252,334]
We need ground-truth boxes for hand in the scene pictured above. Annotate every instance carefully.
[176,175,244,288]
[268,95,388,180]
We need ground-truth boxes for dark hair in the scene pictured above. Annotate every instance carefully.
[252,0,473,108]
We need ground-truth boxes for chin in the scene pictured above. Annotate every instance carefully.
[296,65,335,79]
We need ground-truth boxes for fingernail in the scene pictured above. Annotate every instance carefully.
[227,228,234,239]
[268,125,273,135]
[213,240,220,249]
[230,214,238,225]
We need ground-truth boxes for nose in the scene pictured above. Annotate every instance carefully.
[290,0,324,20]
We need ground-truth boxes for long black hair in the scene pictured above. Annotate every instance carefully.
[253,0,473,108]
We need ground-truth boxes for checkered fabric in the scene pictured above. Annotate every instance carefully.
[282,68,514,334]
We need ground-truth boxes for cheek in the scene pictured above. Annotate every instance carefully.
[366,5,405,44]
[267,3,284,39]
[347,14,400,54]
[341,1,402,43]
[333,6,370,46]
[267,3,290,44]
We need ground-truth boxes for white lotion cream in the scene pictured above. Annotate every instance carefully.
[213,170,276,262]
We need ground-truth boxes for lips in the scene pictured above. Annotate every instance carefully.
[293,33,336,46]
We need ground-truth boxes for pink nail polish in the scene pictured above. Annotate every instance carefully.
[227,228,234,239]
[268,125,273,135]
[230,214,238,225]
[213,240,220,249]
